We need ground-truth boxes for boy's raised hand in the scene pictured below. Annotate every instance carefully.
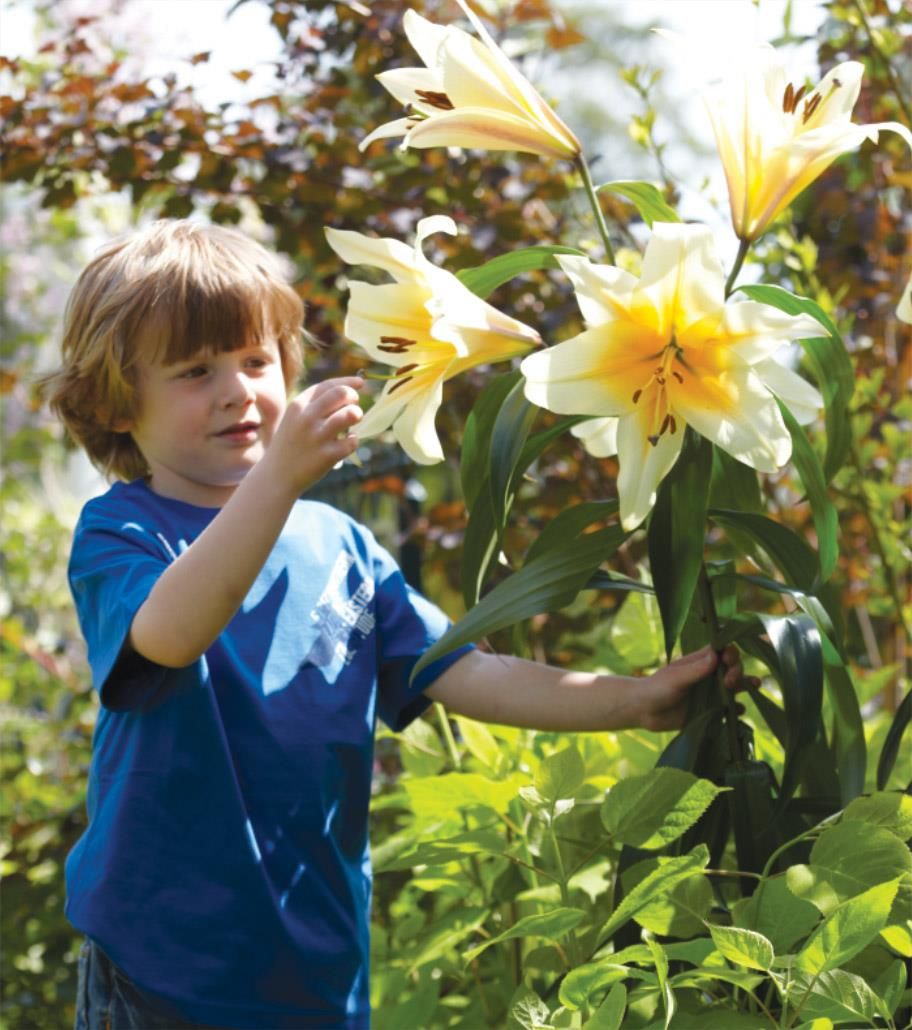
[270,376,364,493]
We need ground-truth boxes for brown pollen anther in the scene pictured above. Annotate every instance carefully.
[782,82,794,113]
[396,363,418,375]
[415,89,454,111]
[378,335,416,354]
[672,370,684,384]
[388,375,413,394]
[802,93,822,123]
[632,389,643,404]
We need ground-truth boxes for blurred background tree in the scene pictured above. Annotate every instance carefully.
[1,0,908,1024]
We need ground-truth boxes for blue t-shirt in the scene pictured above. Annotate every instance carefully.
[65,479,471,1029]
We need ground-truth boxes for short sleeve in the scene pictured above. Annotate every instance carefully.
[369,536,474,732]
[69,514,175,711]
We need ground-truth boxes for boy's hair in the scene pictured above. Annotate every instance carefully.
[43,219,305,482]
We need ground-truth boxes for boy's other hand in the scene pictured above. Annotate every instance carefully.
[637,645,759,732]
[270,377,363,493]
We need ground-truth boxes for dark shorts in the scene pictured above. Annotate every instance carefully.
[74,938,215,1030]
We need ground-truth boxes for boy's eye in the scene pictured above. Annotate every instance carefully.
[178,365,208,379]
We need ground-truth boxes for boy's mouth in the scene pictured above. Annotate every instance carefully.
[215,421,260,439]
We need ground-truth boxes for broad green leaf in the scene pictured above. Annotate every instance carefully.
[597,180,681,227]
[759,614,823,805]
[463,906,586,963]
[777,401,838,583]
[796,878,901,974]
[506,986,553,1030]
[646,938,675,1030]
[403,772,526,820]
[628,865,713,937]
[560,962,655,1011]
[648,430,712,659]
[377,829,509,872]
[668,967,766,993]
[600,768,726,849]
[489,376,538,531]
[880,921,912,957]
[583,983,626,1030]
[877,686,912,790]
[706,924,774,970]
[733,874,821,954]
[453,716,502,773]
[737,284,854,482]
[610,588,664,668]
[457,245,586,300]
[535,745,585,805]
[399,716,446,777]
[526,501,619,564]
[790,968,890,1025]
[709,509,818,591]
[843,791,912,840]
[412,525,626,680]
[785,822,912,914]
[401,906,489,973]
[599,845,710,941]
[872,957,908,1013]
[657,709,723,774]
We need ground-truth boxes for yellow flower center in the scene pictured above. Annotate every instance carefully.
[631,338,689,446]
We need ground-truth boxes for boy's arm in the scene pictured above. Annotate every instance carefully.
[128,379,362,668]
[424,646,751,732]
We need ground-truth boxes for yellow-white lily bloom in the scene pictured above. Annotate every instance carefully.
[359,1,580,160]
[326,216,540,464]
[706,46,912,241]
[898,273,912,324]
[521,222,824,530]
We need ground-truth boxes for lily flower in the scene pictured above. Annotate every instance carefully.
[521,222,824,530]
[898,273,912,324]
[325,216,540,464]
[359,1,580,161]
[705,46,912,241]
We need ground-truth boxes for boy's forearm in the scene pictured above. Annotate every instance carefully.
[425,650,647,732]
[128,457,300,668]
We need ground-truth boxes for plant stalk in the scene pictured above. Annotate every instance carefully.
[724,236,752,298]
[575,154,616,264]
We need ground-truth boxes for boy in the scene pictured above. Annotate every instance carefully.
[46,220,745,1030]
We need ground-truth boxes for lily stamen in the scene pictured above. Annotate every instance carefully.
[802,93,822,123]
[414,89,454,111]
[378,335,417,354]
[388,375,414,394]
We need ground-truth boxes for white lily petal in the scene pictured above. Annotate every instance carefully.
[556,254,639,326]
[521,325,645,416]
[638,223,726,337]
[325,227,418,281]
[358,117,418,152]
[571,417,619,458]
[616,413,684,531]
[754,358,823,425]
[375,67,446,108]
[722,303,824,363]
[404,107,578,159]
[402,9,449,70]
[393,375,447,464]
[677,369,791,472]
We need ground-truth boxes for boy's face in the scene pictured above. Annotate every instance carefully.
[119,340,288,507]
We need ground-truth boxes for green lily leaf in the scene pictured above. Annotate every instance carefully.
[777,400,838,584]
[462,371,520,512]
[737,284,854,482]
[758,614,823,806]
[877,686,912,790]
[597,180,681,227]
[649,431,712,660]
[489,376,538,532]
[412,525,626,681]
[709,509,818,591]
[526,501,619,563]
[457,245,585,300]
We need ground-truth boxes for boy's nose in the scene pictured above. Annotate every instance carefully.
[220,370,256,407]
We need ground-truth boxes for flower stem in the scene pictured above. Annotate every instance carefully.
[724,237,752,298]
[575,154,616,264]
[697,563,744,762]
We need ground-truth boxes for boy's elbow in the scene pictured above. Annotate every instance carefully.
[128,622,204,670]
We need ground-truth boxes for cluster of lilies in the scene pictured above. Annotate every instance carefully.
[326,0,911,531]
